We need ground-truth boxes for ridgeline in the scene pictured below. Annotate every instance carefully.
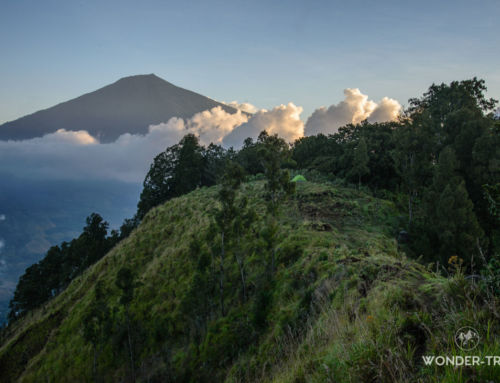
[1,179,499,382]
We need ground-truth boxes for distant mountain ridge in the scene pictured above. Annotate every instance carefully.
[0,74,238,143]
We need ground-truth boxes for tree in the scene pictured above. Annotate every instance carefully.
[212,162,246,316]
[172,134,206,196]
[119,215,140,240]
[258,131,295,273]
[235,137,265,175]
[83,281,110,381]
[115,267,138,382]
[258,131,295,217]
[232,195,257,303]
[418,147,484,266]
[8,263,47,318]
[137,134,227,220]
[202,143,232,186]
[80,213,110,268]
[347,137,370,188]
[8,213,114,320]
[404,78,499,256]
[137,143,179,219]
[392,121,434,228]
[292,134,340,173]
[408,78,497,118]
[180,238,215,343]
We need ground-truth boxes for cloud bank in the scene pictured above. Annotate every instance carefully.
[0,107,248,183]
[305,88,401,136]
[150,106,249,146]
[0,90,400,183]
[223,101,259,114]
[223,103,304,148]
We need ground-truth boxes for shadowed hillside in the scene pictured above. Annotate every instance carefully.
[1,180,499,382]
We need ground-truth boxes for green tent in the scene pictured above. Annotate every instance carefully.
[291,175,307,182]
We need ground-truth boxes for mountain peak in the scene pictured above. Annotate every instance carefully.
[0,75,237,143]
[116,73,162,82]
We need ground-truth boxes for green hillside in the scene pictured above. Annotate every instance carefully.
[1,180,499,382]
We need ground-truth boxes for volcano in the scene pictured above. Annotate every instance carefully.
[0,74,238,143]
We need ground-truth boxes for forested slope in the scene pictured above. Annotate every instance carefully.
[1,180,499,382]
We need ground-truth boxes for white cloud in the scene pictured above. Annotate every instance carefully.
[223,102,304,148]
[224,101,259,114]
[0,107,248,183]
[0,214,5,221]
[305,88,401,136]
[0,125,180,183]
[42,129,98,145]
[0,90,401,183]
[150,106,249,146]
[367,97,402,123]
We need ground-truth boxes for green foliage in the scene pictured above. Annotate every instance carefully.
[234,137,265,175]
[116,267,136,307]
[82,281,110,381]
[483,183,500,220]
[115,266,140,381]
[293,121,400,190]
[2,180,500,383]
[290,78,499,268]
[414,148,484,265]
[258,131,295,216]
[407,77,497,116]
[2,78,500,383]
[137,134,232,219]
[347,137,370,188]
[8,213,117,320]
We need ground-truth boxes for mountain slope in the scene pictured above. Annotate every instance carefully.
[1,180,499,382]
[0,175,141,324]
[0,74,238,142]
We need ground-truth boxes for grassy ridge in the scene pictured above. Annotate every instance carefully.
[1,181,499,382]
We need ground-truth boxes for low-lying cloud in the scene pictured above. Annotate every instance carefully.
[0,89,400,183]
[305,88,401,136]
[223,101,259,114]
[150,106,249,146]
[0,107,249,183]
[223,103,304,148]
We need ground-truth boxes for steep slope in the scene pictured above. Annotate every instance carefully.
[0,74,238,142]
[0,176,141,324]
[1,181,499,382]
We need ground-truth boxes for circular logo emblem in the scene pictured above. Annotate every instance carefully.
[454,326,480,351]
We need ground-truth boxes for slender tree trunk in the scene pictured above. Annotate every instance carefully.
[408,192,413,228]
[219,231,225,317]
[271,246,276,274]
[407,153,415,229]
[236,235,247,302]
[235,254,247,302]
[270,215,277,274]
[125,307,135,382]
[209,248,216,316]
[239,259,247,302]
[92,343,97,382]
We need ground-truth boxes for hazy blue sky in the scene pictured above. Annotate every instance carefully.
[1,0,499,124]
